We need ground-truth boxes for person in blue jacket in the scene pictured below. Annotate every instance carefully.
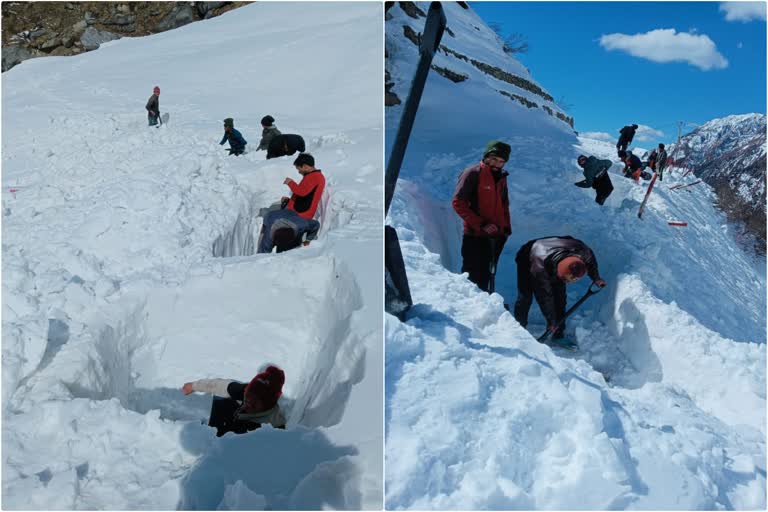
[220,118,247,156]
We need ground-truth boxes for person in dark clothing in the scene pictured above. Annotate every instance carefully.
[220,118,247,155]
[620,150,643,182]
[266,133,306,159]
[575,154,614,205]
[616,124,638,155]
[257,115,282,151]
[657,143,668,181]
[514,237,607,340]
[647,149,658,171]
[258,200,321,253]
[452,140,512,292]
[146,86,160,127]
[182,365,286,437]
[257,153,326,253]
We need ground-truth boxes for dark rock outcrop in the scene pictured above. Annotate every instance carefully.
[2,2,249,72]
[432,64,467,83]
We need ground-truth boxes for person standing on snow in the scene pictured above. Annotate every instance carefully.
[146,86,161,127]
[616,123,638,155]
[513,236,607,342]
[620,150,643,182]
[220,117,247,156]
[266,133,306,160]
[182,365,286,437]
[575,154,614,205]
[257,153,325,253]
[647,148,658,172]
[452,140,512,292]
[656,143,668,181]
[257,115,282,152]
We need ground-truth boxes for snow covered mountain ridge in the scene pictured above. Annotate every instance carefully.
[669,113,766,250]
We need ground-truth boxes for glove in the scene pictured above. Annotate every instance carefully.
[594,278,607,288]
[481,224,499,236]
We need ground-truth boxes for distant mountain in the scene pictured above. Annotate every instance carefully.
[670,113,766,248]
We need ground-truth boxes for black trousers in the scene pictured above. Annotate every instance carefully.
[461,235,506,292]
[616,141,628,156]
[513,243,566,337]
[593,173,614,205]
[208,397,260,437]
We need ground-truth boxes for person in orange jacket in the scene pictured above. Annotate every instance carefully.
[257,153,326,253]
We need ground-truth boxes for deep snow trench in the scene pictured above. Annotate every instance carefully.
[3,3,384,508]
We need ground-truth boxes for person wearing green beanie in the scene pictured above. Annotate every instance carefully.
[452,140,512,292]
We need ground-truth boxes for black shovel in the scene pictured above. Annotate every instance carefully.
[488,238,498,294]
[538,281,603,344]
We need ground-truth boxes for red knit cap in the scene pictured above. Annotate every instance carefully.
[557,256,586,280]
[244,366,285,410]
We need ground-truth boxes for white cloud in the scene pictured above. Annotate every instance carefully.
[720,2,766,22]
[635,124,666,142]
[599,29,729,71]
[581,132,616,144]
[581,125,665,144]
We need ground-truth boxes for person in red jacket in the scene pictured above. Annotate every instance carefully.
[452,140,512,292]
[257,153,326,253]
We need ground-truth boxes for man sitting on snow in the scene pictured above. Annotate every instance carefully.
[182,365,286,437]
[513,236,606,344]
[257,153,325,253]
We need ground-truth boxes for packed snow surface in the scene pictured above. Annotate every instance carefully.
[2,3,383,509]
[385,2,765,509]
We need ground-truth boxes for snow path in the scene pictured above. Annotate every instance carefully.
[385,2,764,509]
[2,3,382,509]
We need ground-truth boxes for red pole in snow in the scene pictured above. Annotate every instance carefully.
[669,180,702,191]
[681,168,694,178]
[668,221,688,227]
[637,172,658,219]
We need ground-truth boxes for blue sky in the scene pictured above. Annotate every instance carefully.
[471,1,766,144]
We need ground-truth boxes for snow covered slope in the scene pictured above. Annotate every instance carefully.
[2,3,383,509]
[386,2,765,509]
[669,113,766,248]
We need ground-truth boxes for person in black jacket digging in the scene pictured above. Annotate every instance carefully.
[513,236,606,342]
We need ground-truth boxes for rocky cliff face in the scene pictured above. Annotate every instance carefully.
[385,1,574,128]
[670,113,767,250]
[2,2,249,72]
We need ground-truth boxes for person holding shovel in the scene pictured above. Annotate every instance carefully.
[452,140,512,293]
[513,236,606,347]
